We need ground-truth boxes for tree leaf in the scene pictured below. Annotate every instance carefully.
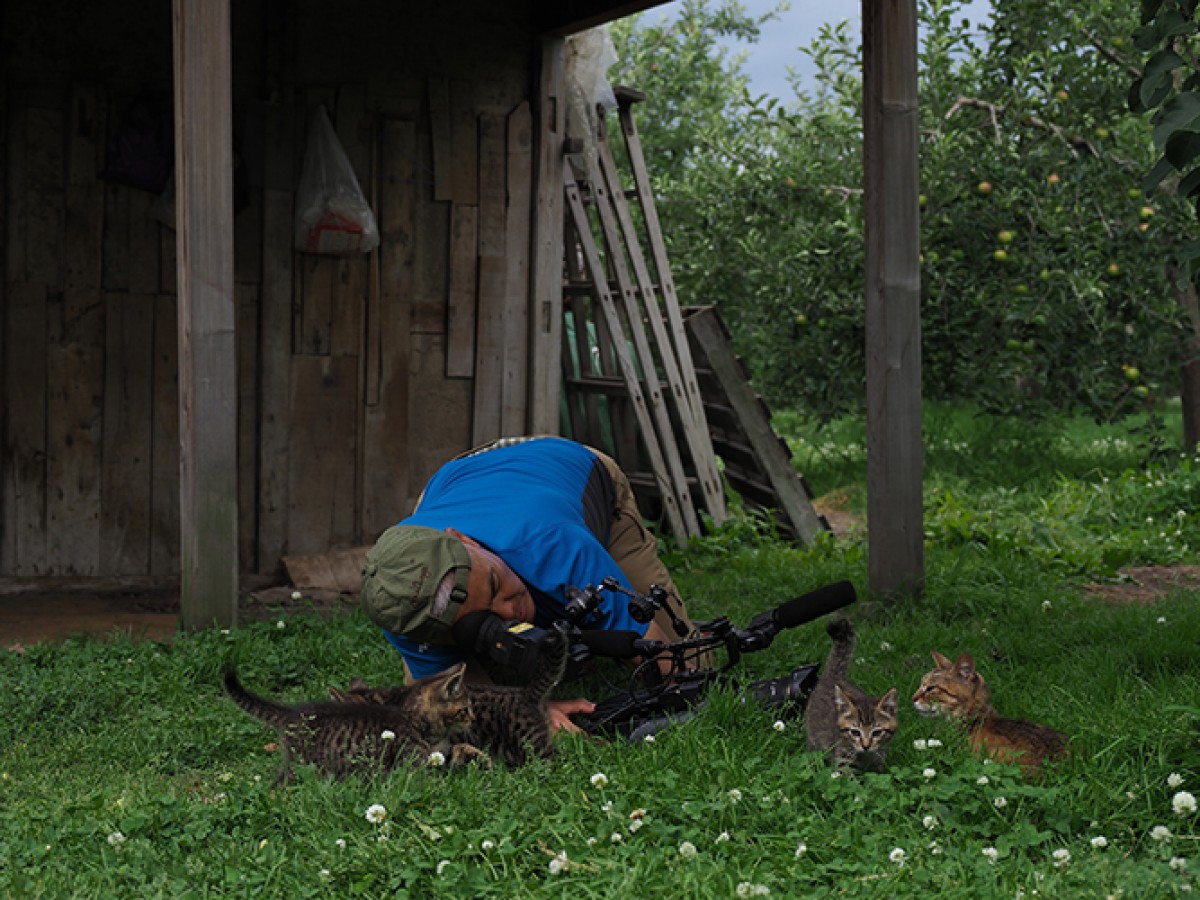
[1151,91,1200,148]
[1143,155,1178,192]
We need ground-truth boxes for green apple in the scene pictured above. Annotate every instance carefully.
[993,249,1008,262]
[977,181,993,195]
[998,230,1015,244]
[1125,366,1140,381]
[1133,385,1150,399]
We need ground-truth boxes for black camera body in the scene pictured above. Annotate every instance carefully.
[453,615,561,682]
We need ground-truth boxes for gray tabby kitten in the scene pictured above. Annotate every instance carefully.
[805,617,899,773]
[329,630,570,767]
[225,662,486,782]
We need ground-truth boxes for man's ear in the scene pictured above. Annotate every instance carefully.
[445,527,475,547]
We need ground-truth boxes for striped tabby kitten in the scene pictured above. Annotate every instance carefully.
[805,617,899,773]
[225,662,485,782]
[329,630,570,767]
[912,651,1068,773]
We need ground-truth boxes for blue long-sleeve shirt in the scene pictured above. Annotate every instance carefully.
[383,438,647,678]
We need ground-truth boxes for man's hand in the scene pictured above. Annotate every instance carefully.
[546,697,595,733]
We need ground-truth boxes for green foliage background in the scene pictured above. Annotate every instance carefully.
[610,0,1195,422]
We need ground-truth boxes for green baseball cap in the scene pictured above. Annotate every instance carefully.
[360,525,471,644]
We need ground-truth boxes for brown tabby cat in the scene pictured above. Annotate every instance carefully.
[224,663,487,782]
[911,651,1068,772]
[805,617,899,773]
[328,630,570,767]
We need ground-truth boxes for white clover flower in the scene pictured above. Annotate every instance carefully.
[335,838,347,850]
[889,847,907,866]
[927,738,943,748]
[923,768,937,779]
[794,841,806,856]
[727,788,744,803]
[1151,825,1173,842]
[1171,856,1188,872]
[291,590,302,601]
[318,868,331,882]
[436,860,450,875]
[600,800,614,813]
[735,883,770,898]
[773,720,787,732]
[642,734,656,743]
[628,818,644,833]
[427,750,446,767]
[1173,791,1196,816]
[1042,600,1052,611]
[929,841,942,856]
[1158,617,1168,625]
[365,803,388,825]
[679,840,698,860]
[611,832,623,843]
[880,641,893,651]
[548,851,569,875]
[480,839,495,852]
[977,775,990,785]
[913,739,928,750]
[923,815,938,830]
[586,837,597,847]
[1053,848,1071,867]
[259,839,269,850]
[590,772,609,789]
[994,796,1008,809]
[1168,773,1185,789]
[106,831,126,847]
[1091,836,1109,849]
[381,730,396,742]
[276,620,286,630]
[716,831,731,843]
[629,808,647,820]
[982,846,999,863]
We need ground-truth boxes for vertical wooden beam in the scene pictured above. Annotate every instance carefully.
[863,0,923,598]
[529,37,566,434]
[173,0,238,629]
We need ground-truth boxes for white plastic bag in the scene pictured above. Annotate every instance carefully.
[294,105,379,255]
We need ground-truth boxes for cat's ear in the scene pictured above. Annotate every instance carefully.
[931,650,954,669]
[953,654,976,680]
[833,683,851,713]
[876,688,899,718]
[439,662,468,699]
[349,677,368,690]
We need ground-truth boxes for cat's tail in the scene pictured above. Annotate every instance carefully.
[224,671,300,729]
[821,617,857,681]
[525,630,570,701]
[826,616,855,645]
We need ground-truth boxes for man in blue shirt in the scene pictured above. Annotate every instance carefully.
[360,436,705,732]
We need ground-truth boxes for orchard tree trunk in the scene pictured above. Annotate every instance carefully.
[1167,264,1200,450]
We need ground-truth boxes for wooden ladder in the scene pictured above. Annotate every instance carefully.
[560,87,727,541]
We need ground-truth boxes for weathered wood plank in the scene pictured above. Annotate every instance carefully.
[477,112,506,258]
[5,90,28,284]
[128,188,161,296]
[446,204,478,378]
[331,86,368,357]
[428,77,452,203]
[362,118,416,534]
[150,294,180,576]
[450,80,478,205]
[24,101,64,288]
[2,283,48,573]
[257,99,294,575]
[44,242,101,575]
[174,0,238,628]
[412,134,449,333]
[287,354,359,554]
[471,254,506,444]
[501,101,533,436]
[529,37,566,434]
[99,292,154,575]
[101,180,130,291]
[409,333,472,496]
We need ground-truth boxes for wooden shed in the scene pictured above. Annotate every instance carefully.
[1,0,924,625]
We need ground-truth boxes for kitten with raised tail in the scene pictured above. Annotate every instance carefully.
[805,617,899,773]
[329,630,571,767]
[911,651,1068,773]
[225,662,487,782]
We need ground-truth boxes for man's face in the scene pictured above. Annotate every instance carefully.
[447,529,534,624]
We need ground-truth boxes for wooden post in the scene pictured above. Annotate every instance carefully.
[863,0,923,598]
[173,0,238,629]
[528,37,566,434]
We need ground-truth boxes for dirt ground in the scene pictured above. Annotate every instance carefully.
[3,563,1196,655]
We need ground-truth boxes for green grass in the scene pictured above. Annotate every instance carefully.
[1,405,1197,897]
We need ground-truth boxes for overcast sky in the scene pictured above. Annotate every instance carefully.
[637,0,994,99]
